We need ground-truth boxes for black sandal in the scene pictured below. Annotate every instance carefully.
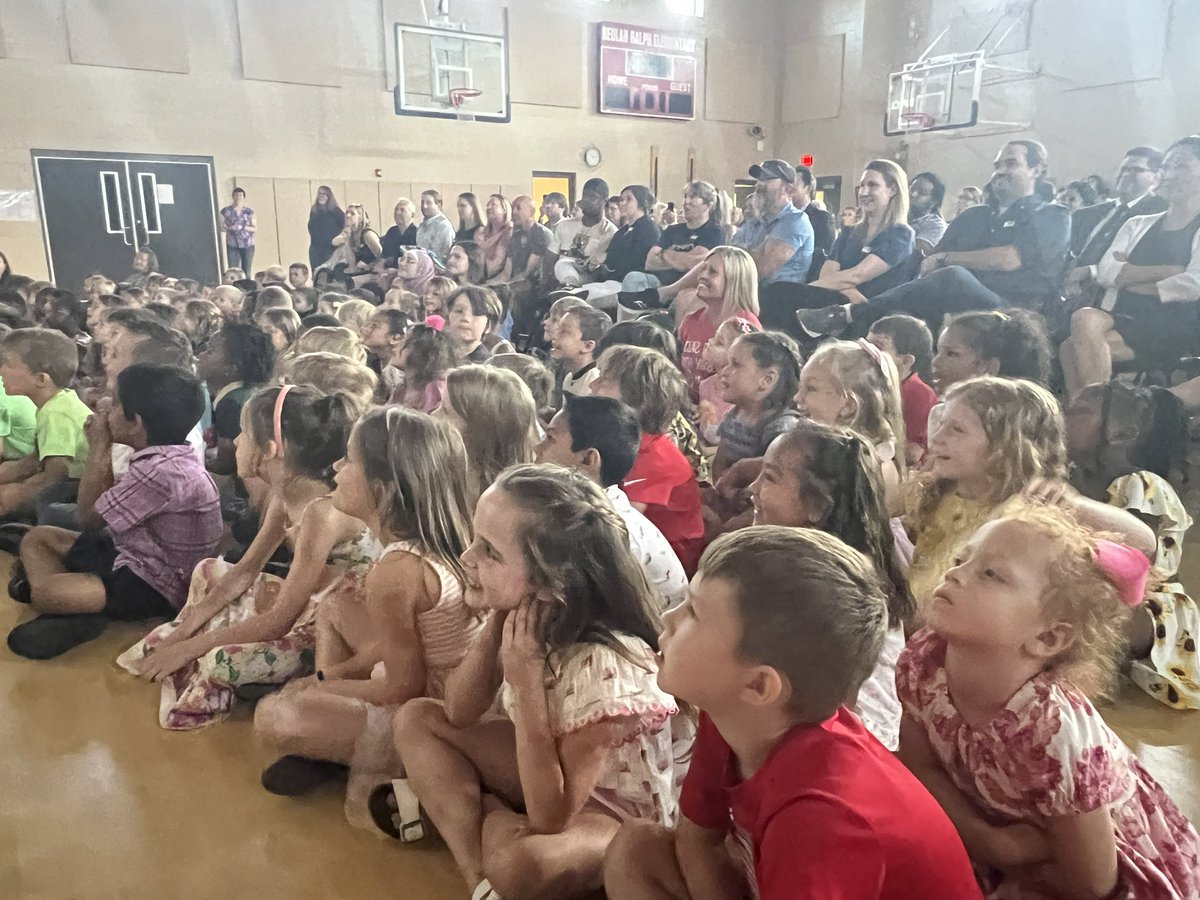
[260,755,346,796]
[8,560,30,604]
[368,779,427,841]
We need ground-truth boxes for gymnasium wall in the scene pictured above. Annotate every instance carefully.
[778,0,1200,204]
[0,0,783,278]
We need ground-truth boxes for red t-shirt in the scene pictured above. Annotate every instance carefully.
[680,711,983,900]
[679,308,761,401]
[622,432,705,575]
[900,372,938,450]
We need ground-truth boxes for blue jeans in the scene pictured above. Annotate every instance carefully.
[227,245,255,274]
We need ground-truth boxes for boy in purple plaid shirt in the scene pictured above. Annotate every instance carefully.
[8,364,223,659]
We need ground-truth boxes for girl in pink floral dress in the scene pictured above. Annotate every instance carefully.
[897,505,1199,900]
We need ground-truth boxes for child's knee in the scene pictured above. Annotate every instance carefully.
[605,821,675,883]
[1070,307,1110,340]
[483,838,547,900]
[392,696,446,754]
[253,694,303,747]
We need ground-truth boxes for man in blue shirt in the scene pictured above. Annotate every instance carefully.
[745,159,814,285]
[798,140,1071,338]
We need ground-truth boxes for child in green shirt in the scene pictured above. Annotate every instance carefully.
[0,328,91,516]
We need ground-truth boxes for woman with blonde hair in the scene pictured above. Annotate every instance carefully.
[677,245,761,400]
[760,159,916,336]
[433,364,538,501]
[284,351,379,418]
[478,193,514,282]
[327,203,383,271]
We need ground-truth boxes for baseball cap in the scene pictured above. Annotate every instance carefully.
[749,159,797,184]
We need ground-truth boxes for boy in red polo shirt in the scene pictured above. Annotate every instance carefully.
[590,344,705,574]
[605,527,982,900]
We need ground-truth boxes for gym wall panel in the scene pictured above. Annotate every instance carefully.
[0,0,70,62]
[273,179,317,270]
[443,184,477,214]
[782,33,845,123]
[501,184,530,204]
[472,185,503,200]
[345,180,383,231]
[237,0,341,88]
[509,6,583,109]
[64,0,189,74]
[705,39,768,125]
[232,177,279,269]
[377,183,417,226]
[1035,0,1168,88]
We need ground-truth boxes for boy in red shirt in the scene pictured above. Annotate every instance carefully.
[866,314,938,466]
[590,344,705,573]
[604,527,983,900]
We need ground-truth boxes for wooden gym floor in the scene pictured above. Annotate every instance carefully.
[1,552,1197,900]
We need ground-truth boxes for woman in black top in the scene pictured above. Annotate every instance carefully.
[307,185,345,269]
[644,181,725,285]
[380,198,418,261]
[455,193,484,244]
[1063,136,1200,396]
[759,160,916,337]
[599,185,661,281]
[330,203,383,272]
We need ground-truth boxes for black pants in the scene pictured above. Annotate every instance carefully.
[847,266,1008,336]
[759,282,847,337]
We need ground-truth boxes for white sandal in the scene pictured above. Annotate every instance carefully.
[367,778,427,842]
[471,879,503,900]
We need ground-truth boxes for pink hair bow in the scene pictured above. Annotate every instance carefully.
[1093,540,1150,607]
[856,337,888,374]
[424,314,446,331]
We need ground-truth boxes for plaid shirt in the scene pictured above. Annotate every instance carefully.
[95,444,222,608]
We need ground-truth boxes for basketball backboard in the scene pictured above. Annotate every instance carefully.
[885,53,982,136]
[394,24,510,123]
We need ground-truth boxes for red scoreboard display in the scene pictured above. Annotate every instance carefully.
[597,22,700,121]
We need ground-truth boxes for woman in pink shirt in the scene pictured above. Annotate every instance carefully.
[677,246,761,401]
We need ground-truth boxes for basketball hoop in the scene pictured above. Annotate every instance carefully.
[899,111,936,132]
[448,87,482,122]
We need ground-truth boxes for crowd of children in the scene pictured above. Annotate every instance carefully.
[0,253,1197,900]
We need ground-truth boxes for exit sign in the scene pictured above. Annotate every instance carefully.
[800,154,815,167]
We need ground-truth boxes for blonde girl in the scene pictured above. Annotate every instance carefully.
[116,386,378,730]
[908,376,1155,609]
[284,351,379,418]
[422,275,456,317]
[898,505,1198,899]
[274,324,367,376]
[676,245,762,399]
[253,407,483,806]
[794,338,907,506]
[257,306,302,354]
[435,364,538,501]
[395,464,677,900]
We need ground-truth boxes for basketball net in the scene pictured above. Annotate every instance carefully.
[448,88,482,123]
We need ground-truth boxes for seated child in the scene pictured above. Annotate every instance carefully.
[391,323,457,412]
[487,353,556,423]
[749,421,915,749]
[8,364,222,659]
[605,526,982,900]
[695,316,758,444]
[536,394,688,609]
[395,464,678,900]
[908,376,1155,611]
[197,322,275,475]
[115,386,374,729]
[552,306,610,396]
[254,408,483,818]
[0,328,92,518]
[284,352,378,419]
[422,275,456,318]
[359,308,410,398]
[1065,381,1198,709]
[540,293,589,355]
[930,309,1052,395]
[0,369,37,463]
[867,314,937,465]
[591,345,705,574]
[711,330,802,482]
[898,506,1199,899]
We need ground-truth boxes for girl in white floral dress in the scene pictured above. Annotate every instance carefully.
[395,464,681,900]
[898,505,1198,900]
[118,386,378,730]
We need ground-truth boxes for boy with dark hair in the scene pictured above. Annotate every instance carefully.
[535,394,687,609]
[8,364,222,659]
[0,328,92,516]
[553,306,610,396]
[288,262,310,289]
[605,527,983,900]
[866,314,938,462]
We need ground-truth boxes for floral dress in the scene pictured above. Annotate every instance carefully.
[499,634,681,825]
[1108,472,1200,710]
[116,529,381,730]
[897,629,1200,900]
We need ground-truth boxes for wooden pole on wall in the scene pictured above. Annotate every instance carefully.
[649,145,659,197]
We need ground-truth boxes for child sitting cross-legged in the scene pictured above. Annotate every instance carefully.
[604,527,982,900]
[898,506,1199,898]
[395,464,679,900]
[0,328,92,519]
[7,364,222,659]
[115,385,375,730]
[590,345,705,574]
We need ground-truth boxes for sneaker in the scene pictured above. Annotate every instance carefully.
[7,613,108,659]
[261,755,347,796]
[796,304,851,338]
[0,523,32,556]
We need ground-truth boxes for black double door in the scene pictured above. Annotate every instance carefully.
[33,150,221,293]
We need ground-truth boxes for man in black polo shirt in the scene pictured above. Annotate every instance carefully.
[798,139,1071,337]
[505,195,553,283]
[792,165,836,278]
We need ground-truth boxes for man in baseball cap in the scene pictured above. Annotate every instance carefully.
[738,159,813,286]
[748,159,797,184]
